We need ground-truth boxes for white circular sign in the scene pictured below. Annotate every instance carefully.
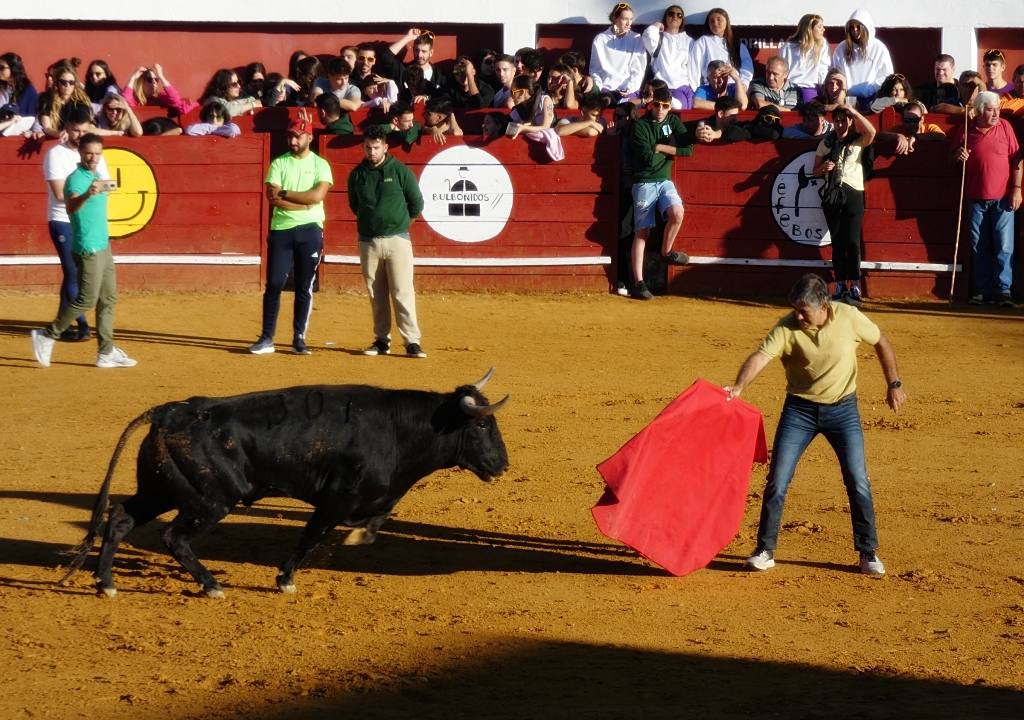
[771,151,832,247]
[419,146,514,243]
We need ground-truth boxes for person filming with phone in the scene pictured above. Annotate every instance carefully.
[31,133,138,369]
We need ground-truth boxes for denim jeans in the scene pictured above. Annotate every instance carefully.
[48,220,88,329]
[966,198,1015,296]
[756,393,879,554]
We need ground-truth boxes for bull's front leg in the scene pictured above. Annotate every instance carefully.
[276,503,341,593]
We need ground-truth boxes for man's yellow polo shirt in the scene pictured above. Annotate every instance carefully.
[757,302,881,404]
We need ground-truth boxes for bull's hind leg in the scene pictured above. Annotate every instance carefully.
[276,504,341,594]
[161,512,229,599]
[94,494,173,598]
[342,512,390,546]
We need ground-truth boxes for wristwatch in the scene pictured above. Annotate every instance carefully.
[279,189,288,199]
[888,380,902,390]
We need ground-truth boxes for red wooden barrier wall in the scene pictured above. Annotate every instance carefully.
[2,107,1015,299]
[670,130,962,298]
[0,134,267,290]
[319,133,619,291]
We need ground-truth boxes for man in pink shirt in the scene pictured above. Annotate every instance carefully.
[951,91,1023,306]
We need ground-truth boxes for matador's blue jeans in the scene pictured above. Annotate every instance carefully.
[756,393,879,554]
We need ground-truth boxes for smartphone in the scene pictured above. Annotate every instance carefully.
[100,179,118,192]
[505,122,521,137]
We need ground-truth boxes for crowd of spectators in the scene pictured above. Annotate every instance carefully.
[3,7,1022,145]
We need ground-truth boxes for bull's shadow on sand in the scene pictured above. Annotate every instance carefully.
[0,491,661,584]
[216,637,1023,720]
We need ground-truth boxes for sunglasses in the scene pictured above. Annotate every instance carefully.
[762,114,781,124]
[357,55,375,62]
[902,115,922,123]
[0,64,10,71]
[666,11,684,18]
[229,80,241,87]
[891,73,906,82]
[145,75,159,82]
[613,2,631,10]
[650,100,671,109]
[419,30,435,40]
[56,79,76,87]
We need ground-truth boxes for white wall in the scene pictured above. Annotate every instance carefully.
[9,1,1024,70]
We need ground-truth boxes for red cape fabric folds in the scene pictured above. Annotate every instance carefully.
[593,378,768,576]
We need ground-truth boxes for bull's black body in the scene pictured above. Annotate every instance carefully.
[60,372,509,597]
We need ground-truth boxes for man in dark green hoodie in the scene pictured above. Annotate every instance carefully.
[348,125,427,358]
[628,86,694,300]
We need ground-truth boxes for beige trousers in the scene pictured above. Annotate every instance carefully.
[358,234,421,345]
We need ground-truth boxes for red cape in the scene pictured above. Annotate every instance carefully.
[593,378,768,576]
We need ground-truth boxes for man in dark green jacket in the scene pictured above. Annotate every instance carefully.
[348,125,427,358]
[628,86,694,300]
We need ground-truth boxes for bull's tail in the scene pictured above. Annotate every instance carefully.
[57,409,155,585]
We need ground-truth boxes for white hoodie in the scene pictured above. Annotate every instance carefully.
[642,25,697,92]
[589,26,647,94]
[690,33,753,87]
[779,40,830,89]
[830,9,893,100]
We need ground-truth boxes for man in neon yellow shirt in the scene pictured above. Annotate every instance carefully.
[725,274,907,576]
[250,114,333,355]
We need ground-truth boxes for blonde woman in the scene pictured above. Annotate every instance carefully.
[36,62,91,138]
[780,14,830,103]
[123,63,197,116]
[590,2,647,102]
[830,9,893,108]
[95,94,143,137]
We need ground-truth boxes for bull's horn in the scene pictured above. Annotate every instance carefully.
[472,367,496,391]
[460,394,510,417]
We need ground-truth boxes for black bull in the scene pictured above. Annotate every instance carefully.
[59,370,509,598]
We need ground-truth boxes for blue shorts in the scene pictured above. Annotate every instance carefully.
[632,180,682,230]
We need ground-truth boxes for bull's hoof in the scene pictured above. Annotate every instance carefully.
[342,528,377,546]
[204,587,225,599]
[278,583,297,594]
[99,586,117,599]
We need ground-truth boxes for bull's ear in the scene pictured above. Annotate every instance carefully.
[472,367,495,392]
[460,394,509,417]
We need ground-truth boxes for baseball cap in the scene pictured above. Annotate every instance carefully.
[287,116,313,136]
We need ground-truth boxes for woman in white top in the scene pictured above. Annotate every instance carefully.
[830,8,893,108]
[780,13,830,103]
[641,5,696,109]
[690,7,753,88]
[589,2,648,102]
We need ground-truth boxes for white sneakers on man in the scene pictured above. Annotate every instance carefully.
[745,549,775,571]
[30,329,56,368]
[859,552,886,577]
[96,347,138,368]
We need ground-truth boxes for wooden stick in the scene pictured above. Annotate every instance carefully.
[949,93,976,306]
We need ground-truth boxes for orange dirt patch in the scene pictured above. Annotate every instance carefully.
[1,290,1022,718]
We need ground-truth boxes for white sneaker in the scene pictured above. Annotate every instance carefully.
[745,549,775,571]
[96,347,138,368]
[31,329,56,368]
[859,552,885,577]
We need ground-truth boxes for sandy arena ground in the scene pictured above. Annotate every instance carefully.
[0,289,1022,719]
